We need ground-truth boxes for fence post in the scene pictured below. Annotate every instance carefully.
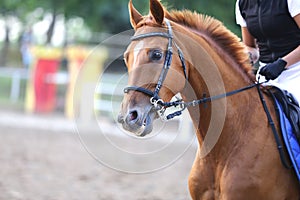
[10,71,21,103]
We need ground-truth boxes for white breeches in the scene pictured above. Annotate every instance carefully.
[257,61,300,106]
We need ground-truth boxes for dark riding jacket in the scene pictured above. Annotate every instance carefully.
[239,0,300,63]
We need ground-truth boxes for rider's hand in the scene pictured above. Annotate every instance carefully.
[259,58,287,80]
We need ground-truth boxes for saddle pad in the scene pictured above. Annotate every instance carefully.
[275,99,300,182]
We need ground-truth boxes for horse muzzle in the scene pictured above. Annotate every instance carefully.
[117,105,158,137]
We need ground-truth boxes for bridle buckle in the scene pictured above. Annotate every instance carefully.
[150,97,165,111]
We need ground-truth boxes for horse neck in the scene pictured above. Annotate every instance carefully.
[175,25,259,157]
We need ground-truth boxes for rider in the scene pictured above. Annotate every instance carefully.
[235,0,300,106]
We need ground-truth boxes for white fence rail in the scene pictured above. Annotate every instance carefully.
[0,68,194,135]
[0,67,69,103]
[0,67,29,103]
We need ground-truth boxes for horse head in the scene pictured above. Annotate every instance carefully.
[118,0,188,136]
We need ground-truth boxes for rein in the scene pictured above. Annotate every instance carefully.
[125,82,265,120]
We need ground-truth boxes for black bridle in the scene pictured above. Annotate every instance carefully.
[123,19,264,120]
[123,19,291,168]
[124,19,187,108]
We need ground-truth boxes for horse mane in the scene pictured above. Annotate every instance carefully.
[165,10,255,81]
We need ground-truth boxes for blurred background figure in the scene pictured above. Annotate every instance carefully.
[20,27,33,69]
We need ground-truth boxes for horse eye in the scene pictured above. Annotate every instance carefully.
[149,49,163,61]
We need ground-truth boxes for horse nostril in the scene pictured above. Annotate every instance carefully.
[117,113,124,123]
[129,110,138,121]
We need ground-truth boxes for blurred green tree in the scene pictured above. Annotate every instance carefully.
[0,0,240,47]
[136,0,240,35]
[0,0,36,66]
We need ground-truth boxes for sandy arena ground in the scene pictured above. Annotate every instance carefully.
[0,111,197,200]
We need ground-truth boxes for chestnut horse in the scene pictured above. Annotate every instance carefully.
[118,0,300,199]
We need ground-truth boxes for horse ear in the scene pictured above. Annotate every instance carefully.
[149,0,164,25]
[129,0,143,29]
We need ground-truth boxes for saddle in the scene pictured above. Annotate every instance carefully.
[268,87,300,181]
[269,87,300,144]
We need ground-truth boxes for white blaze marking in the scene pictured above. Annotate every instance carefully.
[133,41,144,68]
